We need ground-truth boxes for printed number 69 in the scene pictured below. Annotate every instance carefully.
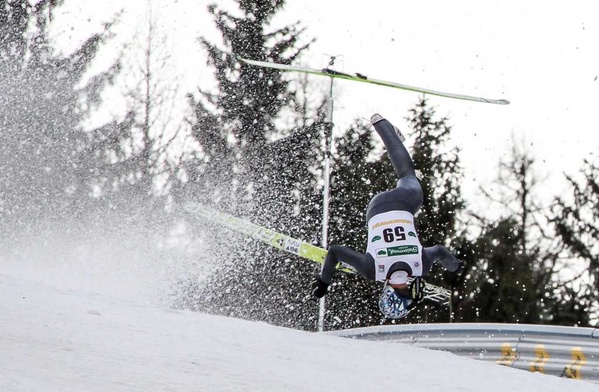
[383,226,406,242]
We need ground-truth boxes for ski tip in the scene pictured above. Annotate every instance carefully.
[490,98,510,105]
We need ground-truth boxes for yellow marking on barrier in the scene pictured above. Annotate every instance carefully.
[529,344,550,373]
[496,343,518,367]
[562,347,587,379]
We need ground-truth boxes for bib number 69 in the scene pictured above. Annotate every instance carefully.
[382,226,406,242]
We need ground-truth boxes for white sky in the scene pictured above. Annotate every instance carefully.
[53,0,599,209]
[2,270,598,391]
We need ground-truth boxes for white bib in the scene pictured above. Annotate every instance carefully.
[366,210,424,282]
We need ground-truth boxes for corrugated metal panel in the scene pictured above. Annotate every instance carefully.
[327,323,599,383]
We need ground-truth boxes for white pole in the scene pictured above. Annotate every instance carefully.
[317,73,335,332]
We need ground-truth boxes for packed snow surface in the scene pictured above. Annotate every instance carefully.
[1,272,596,391]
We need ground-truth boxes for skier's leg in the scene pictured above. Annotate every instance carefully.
[320,245,375,284]
[366,114,423,217]
[371,113,416,180]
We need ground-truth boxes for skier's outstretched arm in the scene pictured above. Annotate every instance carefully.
[312,245,375,298]
[423,245,461,272]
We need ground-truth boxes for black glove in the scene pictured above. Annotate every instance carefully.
[311,278,329,298]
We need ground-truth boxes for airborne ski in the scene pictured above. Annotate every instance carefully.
[239,58,509,106]
[185,203,451,305]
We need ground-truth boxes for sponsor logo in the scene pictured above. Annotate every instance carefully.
[376,245,419,257]
[387,245,419,256]
[408,231,417,237]
[414,262,420,268]
[378,265,385,273]
[372,235,382,242]
[372,218,413,229]
[284,238,301,254]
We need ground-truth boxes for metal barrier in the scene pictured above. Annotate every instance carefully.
[327,323,599,383]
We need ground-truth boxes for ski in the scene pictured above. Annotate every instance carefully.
[185,202,331,268]
[239,58,509,106]
[185,203,451,305]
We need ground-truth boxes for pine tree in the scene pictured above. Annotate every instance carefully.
[551,158,598,325]
[553,159,599,284]
[460,142,582,325]
[183,0,312,209]
[175,0,327,330]
[407,97,466,322]
[408,97,464,246]
[464,218,541,323]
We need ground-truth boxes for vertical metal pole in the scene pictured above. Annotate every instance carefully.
[449,287,455,323]
[317,76,334,332]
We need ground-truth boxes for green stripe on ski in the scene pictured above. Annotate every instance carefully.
[239,58,509,105]
[185,203,451,303]
[185,203,338,269]
[300,246,328,264]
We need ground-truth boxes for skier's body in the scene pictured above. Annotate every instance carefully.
[312,113,461,319]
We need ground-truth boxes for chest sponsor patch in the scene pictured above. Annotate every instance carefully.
[376,245,419,258]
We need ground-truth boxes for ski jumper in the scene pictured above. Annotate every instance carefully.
[319,115,459,285]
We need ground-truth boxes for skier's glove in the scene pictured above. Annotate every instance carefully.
[312,278,329,298]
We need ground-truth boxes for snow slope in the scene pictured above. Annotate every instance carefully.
[1,273,597,392]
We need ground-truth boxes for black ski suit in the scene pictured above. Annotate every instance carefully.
[317,114,460,288]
